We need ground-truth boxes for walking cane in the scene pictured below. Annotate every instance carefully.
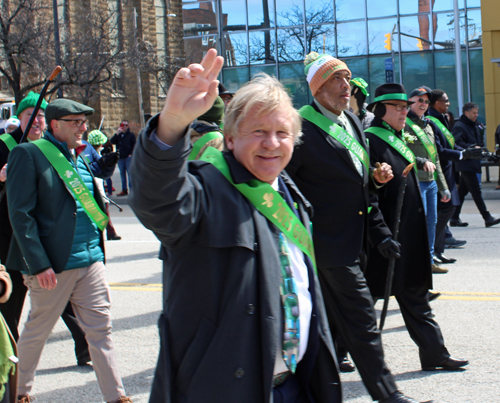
[104,195,123,212]
[379,162,414,331]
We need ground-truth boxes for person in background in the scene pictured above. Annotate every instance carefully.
[218,82,234,108]
[111,120,136,196]
[0,263,16,403]
[4,117,20,135]
[349,77,375,129]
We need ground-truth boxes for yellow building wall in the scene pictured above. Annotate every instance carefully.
[482,0,500,149]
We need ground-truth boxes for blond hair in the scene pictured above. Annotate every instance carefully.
[223,73,302,144]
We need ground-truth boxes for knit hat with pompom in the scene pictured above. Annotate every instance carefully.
[304,52,351,96]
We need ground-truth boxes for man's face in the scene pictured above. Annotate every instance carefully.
[410,94,429,118]
[315,71,351,115]
[220,94,233,108]
[382,101,410,131]
[225,106,295,184]
[18,107,46,140]
[51,114,88,149]
[119,121,129,132]
[434,93,450,114]
[6,124,18,134]
[464,107,479,122]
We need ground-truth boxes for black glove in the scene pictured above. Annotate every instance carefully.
[488,153,500,164]
[377,236,401,259]
[462,147,483,160]
[97,152,119,170]
[101,146,113,156]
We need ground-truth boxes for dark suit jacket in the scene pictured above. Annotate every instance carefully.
[6,132,106,275]
[286,103,387,269]
[453,114,483,173]
[129,116,341,403]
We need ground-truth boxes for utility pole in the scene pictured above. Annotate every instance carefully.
[52,0,63,98]
[133,8,145,128]
[453,0,464,112]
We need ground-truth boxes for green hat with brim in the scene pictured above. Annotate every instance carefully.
[87,129,108,146]
[16,91,48,117]
[351,77,369,97]
[45,99,94,126]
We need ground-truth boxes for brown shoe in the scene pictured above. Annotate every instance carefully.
[108,397,133,403]
[432,263,448,274]
[18,395,35,403]
[116,190,128,196]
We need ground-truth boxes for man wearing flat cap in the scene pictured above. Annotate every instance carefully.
[364,83,468,373]
[287,52,428,403]
[6,99,132,403]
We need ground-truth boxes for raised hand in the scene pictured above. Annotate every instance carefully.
[157,49,224,145]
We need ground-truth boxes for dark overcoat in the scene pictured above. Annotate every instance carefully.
[453,114,484,173]
[129,116,341,403]
[286,103,387,269]
[364,117,433,297]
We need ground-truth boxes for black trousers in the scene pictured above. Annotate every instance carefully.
[435,205,455,255]
[273,375,309,403]
[0,268,89,361]
[318,263,397,401]
[452,171,488,219]
[395,286,450,368]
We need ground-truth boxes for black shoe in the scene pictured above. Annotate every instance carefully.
[428,291,441,301]
[77,352,91,366]
[485,216,500,227]
[422,356,469,371]
[338,357,355,372]
[444,238,467,248]
[378,391,436,403]
[107,234,122,241]
[434,254,456,264]
[450,219,469,227]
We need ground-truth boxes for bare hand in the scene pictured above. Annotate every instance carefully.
[0,164,6,182]
[157,48,224,145]
[441,195,451,202]
[373,162,394,184]
[423,161,436,173]
[36,268,57,290]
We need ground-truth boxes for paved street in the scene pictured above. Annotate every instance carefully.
[18,197,500,402]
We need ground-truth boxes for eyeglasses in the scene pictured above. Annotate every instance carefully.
[383,102,411,112]
[438,98,450,104]
[417,98,430,105]
[57,118,88,128]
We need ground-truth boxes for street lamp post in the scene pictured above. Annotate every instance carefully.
[52,0,63,98]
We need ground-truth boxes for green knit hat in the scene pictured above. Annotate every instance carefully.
[87,130,108,146]
[351,77,369,97]
[16,91,48,117]
[197,96,224,126]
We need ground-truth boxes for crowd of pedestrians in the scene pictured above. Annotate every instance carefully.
[0,48,496,403]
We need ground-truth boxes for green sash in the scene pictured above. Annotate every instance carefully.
[200,147,317,273]
[427,116,455,149]
[0,133,17,152]
[299,105,369,171]
[188,131,223,161]
[406,118,437,163]
[32,139,109,231]
[365,126,417,171]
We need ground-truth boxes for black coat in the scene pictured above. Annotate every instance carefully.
[110,128,136,159]
[427,107,462,207]
[0,127,23,263]
[364,117,433,297]
[286,103,387,269]
[453,114,483,173]
[129,116,341,403]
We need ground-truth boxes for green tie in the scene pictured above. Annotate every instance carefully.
[278,232,300,373]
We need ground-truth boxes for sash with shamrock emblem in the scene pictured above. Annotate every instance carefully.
[299,105,369,170]
[365,126,417,172]
[188,131,223,161]
[200,146,316,273]
[406,117,437,164]
[0,133,17,151]
[32,139,109,231]
[427,116,455,149]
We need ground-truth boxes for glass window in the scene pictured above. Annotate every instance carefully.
[183,2,219,38]
[276,0,304,28]
[184,35,219,65]
[305,0,334,24]
[248,0,275,29]
[368,18,398,55]
[341,57,369,83]
[279,63,311,108]
[368,56,397,97]
[250,65,277,79]
[367,0,397,18]
[434,50,463,117]
[468,49,484,124]
[337,21,367,57]
[222,32,248,66]
[433,0,454,12]
[277,28,305,62]
[466,0,480,8]
[401,53,435,94]
[465,9,481,48]
[399,15,432,52]
[335,0,365,21]
[221,0,247,31]
[305,24,336,55]
[433,11,455,49]
[222,67,250,92]
[249,30,276,64]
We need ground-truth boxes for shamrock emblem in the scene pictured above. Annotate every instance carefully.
[388,135,395,143]
[262,193,274,208]
[65,170,74,178]
[329,124,336,132]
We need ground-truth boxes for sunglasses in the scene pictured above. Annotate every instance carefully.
[417,98,430,105]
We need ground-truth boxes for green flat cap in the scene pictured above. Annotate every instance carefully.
[46,99,94,125]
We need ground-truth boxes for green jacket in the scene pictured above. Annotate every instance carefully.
[5,132,106,275]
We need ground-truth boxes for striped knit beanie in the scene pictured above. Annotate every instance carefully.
[304,52,351,96]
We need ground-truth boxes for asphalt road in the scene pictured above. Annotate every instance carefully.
[17,198,500,402]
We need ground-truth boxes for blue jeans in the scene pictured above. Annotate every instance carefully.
[420,180,438,260]
[117,156,132,192]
